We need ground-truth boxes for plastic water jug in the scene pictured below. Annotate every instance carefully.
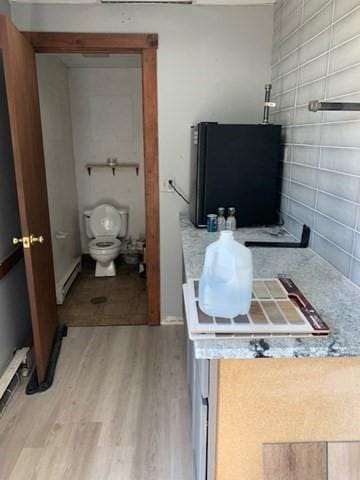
[199,230,253,318]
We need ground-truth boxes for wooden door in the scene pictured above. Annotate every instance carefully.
[0,15,58,384]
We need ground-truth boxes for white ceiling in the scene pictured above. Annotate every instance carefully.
[12,0,275,5]
[53,53,142,69]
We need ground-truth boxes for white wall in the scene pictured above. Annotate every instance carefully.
[12,4,274,320]
[0,53,31,375]
[272,0,360,285]
[68,67,145,251]
[36,55,81,286]
[0,0,9,15]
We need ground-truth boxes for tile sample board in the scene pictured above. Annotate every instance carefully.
[183,277,329,339]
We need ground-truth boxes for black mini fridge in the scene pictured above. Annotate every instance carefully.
[189,122,282,228]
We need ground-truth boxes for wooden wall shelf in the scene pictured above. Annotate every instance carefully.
[85,163,140,176]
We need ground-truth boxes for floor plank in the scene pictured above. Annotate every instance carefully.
[263,442,327,480]
[328,442,360,480]
[0,326,194,480]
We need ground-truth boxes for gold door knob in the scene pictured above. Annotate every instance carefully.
[13,236,30,248]
[30,235,44,245]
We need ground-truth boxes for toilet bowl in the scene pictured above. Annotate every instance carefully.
[84,204,128,277]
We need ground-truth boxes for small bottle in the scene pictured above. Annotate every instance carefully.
[226,207,237,231]
[217,208,226,231]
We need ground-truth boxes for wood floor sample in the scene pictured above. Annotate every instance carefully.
[0,326,194,480]
[58,264,148,326]
[328,442,360,480]
[263,442,327,480]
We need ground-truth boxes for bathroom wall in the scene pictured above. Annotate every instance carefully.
[68,66,145,252]
[272,0,360,285]
[12,4,274,320]
[36,55,81,286]
[0,0,9,15]
[0,52,31,376]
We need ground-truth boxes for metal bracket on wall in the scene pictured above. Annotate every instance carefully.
[245,225,311,249]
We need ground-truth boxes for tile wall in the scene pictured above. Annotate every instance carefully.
[272,0,360,285]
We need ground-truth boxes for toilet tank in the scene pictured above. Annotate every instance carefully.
[84,206,129,239]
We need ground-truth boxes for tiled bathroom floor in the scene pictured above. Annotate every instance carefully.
[58,260,147,326]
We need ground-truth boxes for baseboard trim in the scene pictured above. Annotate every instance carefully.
[161,316,184,325]
[56,257,82,305]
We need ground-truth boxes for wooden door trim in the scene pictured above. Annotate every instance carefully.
[141,48,160,325]
[0,246,24,281]
[22,32,158,52]
[24,31,161,325]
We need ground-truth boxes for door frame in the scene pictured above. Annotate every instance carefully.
[23,32,161,325]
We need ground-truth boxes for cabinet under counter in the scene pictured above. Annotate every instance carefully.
[180,214,360,480]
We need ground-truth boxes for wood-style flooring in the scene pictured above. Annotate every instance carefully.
[58,261,147,327]
[0,326,194,480]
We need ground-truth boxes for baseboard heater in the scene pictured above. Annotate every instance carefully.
[0,348,29,414]
[56,257,82,305]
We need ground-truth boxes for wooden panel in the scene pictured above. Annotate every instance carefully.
[215,357,360,480]
[328,442,360,480]
[0,246,23,280]
[263,442,327,480]
[0,15,58,383]
[142,48,160,325]
[23,32,158,53]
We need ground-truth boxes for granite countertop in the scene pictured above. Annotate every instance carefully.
[180,214,360,360]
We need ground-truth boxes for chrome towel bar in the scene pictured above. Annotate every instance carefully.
[308,100,360,112]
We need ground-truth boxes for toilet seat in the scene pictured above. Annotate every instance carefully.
[89,236,121,251]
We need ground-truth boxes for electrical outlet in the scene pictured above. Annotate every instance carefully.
[160,177,175,193]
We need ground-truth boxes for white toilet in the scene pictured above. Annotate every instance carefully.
[84,204,129,277]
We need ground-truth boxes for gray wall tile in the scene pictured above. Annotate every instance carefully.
[314,212,354,252]
[288,181,317,206]
[333,5,360,44]
[334,0,360,21]
[272,0,360,287]
[312,232,352,275]
[317,191,357,227]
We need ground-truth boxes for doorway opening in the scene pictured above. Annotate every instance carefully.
[26,34,160,332]
[36,52,148,326]
[0,22,160,383]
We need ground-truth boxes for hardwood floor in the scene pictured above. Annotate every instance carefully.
[58,262,148,327]
[0,326,194,480]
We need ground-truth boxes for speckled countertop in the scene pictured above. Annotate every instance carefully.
[180,214,360,360]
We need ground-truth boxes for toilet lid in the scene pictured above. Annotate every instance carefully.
[89,204,122,237]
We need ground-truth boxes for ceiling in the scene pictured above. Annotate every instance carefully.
[12,0,276,5]
[53,53,142,69]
